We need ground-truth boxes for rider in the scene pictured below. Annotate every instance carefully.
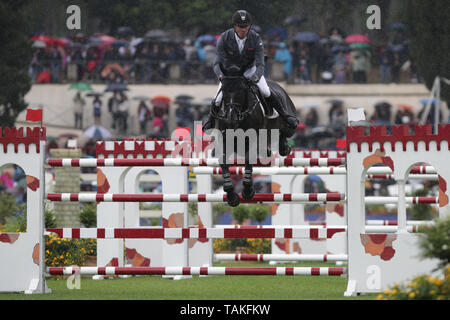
[202,9,300,131]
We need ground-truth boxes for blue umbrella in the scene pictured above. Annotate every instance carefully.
[331,45,349,54]
[387,43,406,53]
[105,83,129,92]
[111,40,129,48]
[266,26,287,40]
[293,31,320,43]
[420,99,436,105]
[196,34,216,44]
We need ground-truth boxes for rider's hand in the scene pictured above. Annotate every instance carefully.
[218,74,224,82]
[250,75,259,84]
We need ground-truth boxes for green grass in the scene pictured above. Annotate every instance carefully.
[0,262,376,300]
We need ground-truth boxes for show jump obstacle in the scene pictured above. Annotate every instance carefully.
[0,121,449,296]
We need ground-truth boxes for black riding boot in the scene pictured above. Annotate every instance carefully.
[265,92,299,130]
[202,101,219,132]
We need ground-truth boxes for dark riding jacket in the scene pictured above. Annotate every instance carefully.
[213,28,265,80]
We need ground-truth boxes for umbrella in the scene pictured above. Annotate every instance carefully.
[293,31,320,43]
[397,104,413,111]
[196,34,216,44]
[387,43,405,53]
[32,40,46,48]
[104,82,129,92]
[349,42,371,50]
[111,40,129,48]
[132,96,151,101]
[389,23,406,31]
[30,35,53,45]
[69,82,92,91]
[331,45,349,54]
[266,26,287,40]
[52,38,70,47]
[420,99,436,105]
[175,94,194,101]
[86,92,103,97]
[251,25,262,34]
[101,63,126,79]
[283,15,307,25]
[345,34,371,44]
[116,26,134,37]
[144,29,169,39]
[83,125,111,139]
[327,99,344,107]
[59,133,79,138]
[152,95,171,108]
[36,71,51,83]
[130,37,144,48]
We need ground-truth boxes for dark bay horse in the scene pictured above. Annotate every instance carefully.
[212,65,297,207]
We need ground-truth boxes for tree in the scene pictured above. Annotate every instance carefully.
[403,0,450,109]
[0,1,32,128]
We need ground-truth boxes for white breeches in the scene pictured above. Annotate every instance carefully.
[214,66,271,105]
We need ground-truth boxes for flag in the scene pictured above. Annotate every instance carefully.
[336,139,346,149]
[26,109,43,123]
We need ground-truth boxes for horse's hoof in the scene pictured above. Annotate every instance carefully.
[226,191,240,207]
[279,143,291,157]
[242,183,255,200]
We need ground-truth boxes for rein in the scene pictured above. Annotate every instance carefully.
[216,76,260,123]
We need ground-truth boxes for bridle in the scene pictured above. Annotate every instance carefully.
[216,75,260,124]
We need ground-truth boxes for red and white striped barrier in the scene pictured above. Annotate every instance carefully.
[192,166,437,178]
[366,220,435,226]
[364,197,439,204]
[46,192,346,203]
[45,226,347,240]
[214,253,348,262]
[47,266,346,276]
[47,157,345,167]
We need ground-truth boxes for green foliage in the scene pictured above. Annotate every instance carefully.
[213,238,271,254]
[410,187,433,220]
[403,0,450,105]
[0,193,25,225]
[248,204,270,224]
[79,203,97,227]
[418,216,450,271]
[231,205,249,224]
[0,1,32,128]
[376,268,450,300]
[46,234,97,267]
[45,209,57,228]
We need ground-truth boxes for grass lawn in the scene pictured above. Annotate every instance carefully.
[0,262,377,300]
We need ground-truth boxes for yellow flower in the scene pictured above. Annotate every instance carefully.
[409,292,416,299]
[384,289,390,294]
[376,294,384,300]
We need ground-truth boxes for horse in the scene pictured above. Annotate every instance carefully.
[211,65,297,207]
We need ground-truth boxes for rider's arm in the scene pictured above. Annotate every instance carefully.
[253,34,265,80]
[213,33,226,79]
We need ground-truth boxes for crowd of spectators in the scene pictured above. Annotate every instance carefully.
[29,24,419,85]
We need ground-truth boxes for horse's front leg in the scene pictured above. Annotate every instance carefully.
[221,163,240,207]
[241,163,255,200]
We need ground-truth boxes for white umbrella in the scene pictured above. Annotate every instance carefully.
[32,40,46,48]
[83,125,111,139]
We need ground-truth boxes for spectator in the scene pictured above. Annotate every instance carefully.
[183,39,199,80]
[328,101,345,127]
[350,49,370,83]
[93,96,102,124]
[274,42,293,82]
[73,92,85,129]
[108,92,120,129]
[332,51,348,83]
[138,100,151,134]
[379,46,392,84]
[49,44,62,83]
[391,53,401,83]
[298,49,311,83]
[71,46,85,81]
[304,108,319,127]
[117,93,130,133]
[394,106,415,125]
[152,116,165,137]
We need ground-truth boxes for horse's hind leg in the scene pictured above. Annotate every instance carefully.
[241,164,255,200]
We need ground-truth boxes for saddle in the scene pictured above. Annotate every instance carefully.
[248,83,279,120]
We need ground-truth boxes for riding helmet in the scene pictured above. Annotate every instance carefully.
[232,10,253,27]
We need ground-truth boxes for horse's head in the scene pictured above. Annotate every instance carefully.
[220,65,249,115]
